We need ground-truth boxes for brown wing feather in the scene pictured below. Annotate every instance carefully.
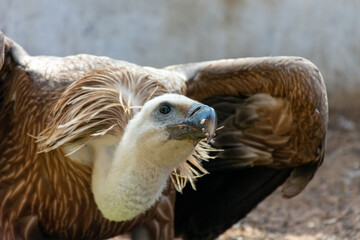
[215,93,295,167]
[166,57,328,197]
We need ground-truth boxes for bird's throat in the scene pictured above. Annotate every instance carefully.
[91,137,171,222]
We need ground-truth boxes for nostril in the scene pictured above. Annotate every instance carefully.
[189,106,202,117]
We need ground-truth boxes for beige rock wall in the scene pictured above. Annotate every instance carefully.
[1,0,359,108]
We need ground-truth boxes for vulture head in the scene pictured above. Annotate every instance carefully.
[122,94,216,166]
[91,94,216,221]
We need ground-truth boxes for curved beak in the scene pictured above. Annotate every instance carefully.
[167,103,217,143]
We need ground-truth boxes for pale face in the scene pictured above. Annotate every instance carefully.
[125,94,217,169]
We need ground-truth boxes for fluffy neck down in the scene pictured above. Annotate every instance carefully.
[90,135,175,222]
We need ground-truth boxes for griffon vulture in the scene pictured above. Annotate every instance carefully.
[0,32,328,240]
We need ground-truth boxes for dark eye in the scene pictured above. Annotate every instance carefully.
[159,104,171,114]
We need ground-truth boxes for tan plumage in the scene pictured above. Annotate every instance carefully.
[0,32,327,240]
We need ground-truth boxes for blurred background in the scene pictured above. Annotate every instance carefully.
[1,0,360,109]
[1,1,360,239]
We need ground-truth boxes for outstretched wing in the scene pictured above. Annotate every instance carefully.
[167,57,328,196]
[166,57,328,239]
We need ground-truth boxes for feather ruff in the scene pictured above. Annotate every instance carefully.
[36,67,215,192]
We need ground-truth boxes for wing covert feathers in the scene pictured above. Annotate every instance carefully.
[215,94,294,167]
[169,57,328,197]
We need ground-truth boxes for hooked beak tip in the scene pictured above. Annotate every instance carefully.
[167,104,217,142]
[190,104,217,142]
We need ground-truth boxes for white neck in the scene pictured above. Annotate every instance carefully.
[85,95,200,222]
[90,134,173,222]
